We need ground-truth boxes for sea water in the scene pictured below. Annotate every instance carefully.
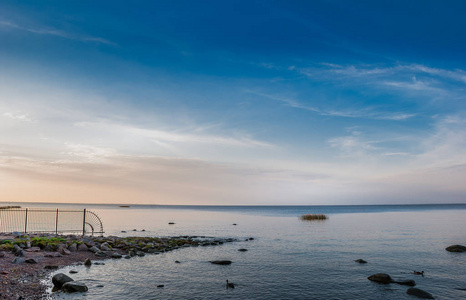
[15,203,466,299]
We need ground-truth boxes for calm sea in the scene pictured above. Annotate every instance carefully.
[10,203,466,299]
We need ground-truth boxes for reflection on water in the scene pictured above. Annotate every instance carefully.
[33,205,466,299]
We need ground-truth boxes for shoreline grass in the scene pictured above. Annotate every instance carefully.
[0,206,21,210]
[300,214,328,221]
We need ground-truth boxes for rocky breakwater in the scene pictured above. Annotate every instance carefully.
[82,235,237,259]
[0,233,237,299]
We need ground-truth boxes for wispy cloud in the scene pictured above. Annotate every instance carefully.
[63,143,117,162]
[0,149,333,204]
[296,63,466,100]
[0,20,116,46]
[328,130,380,158]
[248,90,416,120]
[75,121,274,149]
[3,112,34,122]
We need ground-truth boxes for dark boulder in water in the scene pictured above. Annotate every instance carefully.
[406,287,434,299]
[393,279,416,286]
[52,273,74,288]
[446,245,466,252]
[354,259,367,263]
[62,281,88,293]
[210,260,232,265]
[367,273,393,284]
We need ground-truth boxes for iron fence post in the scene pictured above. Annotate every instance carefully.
[82,208,86,236]
[24,208,28,233]
[55,208,59,235]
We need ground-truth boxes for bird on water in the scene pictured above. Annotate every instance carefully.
[413,271,424,276]
[226,280,235,289]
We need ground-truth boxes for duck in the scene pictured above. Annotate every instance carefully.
[226,280,235,289]
[413,270,424,276]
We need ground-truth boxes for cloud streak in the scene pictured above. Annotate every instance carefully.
[0,149,334,205]
[75,121,274,149]
[3,112,34,122]
[297,63,466,100]
[248,91,416,120]
[0,20,116,46]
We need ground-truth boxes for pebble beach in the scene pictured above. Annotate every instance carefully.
[0,233,236,299]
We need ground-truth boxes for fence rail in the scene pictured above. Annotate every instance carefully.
[0,208,104,236]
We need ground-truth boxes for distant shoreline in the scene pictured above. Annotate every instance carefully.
[2,201,466,208]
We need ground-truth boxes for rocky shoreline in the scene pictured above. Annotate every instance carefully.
[0,233,237,299]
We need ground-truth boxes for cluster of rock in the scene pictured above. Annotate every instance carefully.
[80,235,237,259]
[360,243,466,298]
[0,233,238,295]
[52,273,88,293]
[367,273,433,298]
[2,234,236,260]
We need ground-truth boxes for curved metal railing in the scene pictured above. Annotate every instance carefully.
[0,208,104,236]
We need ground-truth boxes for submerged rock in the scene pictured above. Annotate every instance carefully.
[84,258,92,266]
[406,287,434,299]
[52,273,74,289]
[354,259,367,264]
[62,281,88,293]
[211,260,232,265]
[393,279,416,286]
[446,245,466,252]
[368,273,393,284]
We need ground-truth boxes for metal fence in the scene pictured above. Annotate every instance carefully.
[0,208,104,236]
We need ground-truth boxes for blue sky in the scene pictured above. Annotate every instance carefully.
[1,0,466,205]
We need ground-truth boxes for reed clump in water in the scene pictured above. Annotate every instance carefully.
[0,206,21,210]
[300,214,328,221]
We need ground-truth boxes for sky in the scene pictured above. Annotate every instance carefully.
[1,0,466,205]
